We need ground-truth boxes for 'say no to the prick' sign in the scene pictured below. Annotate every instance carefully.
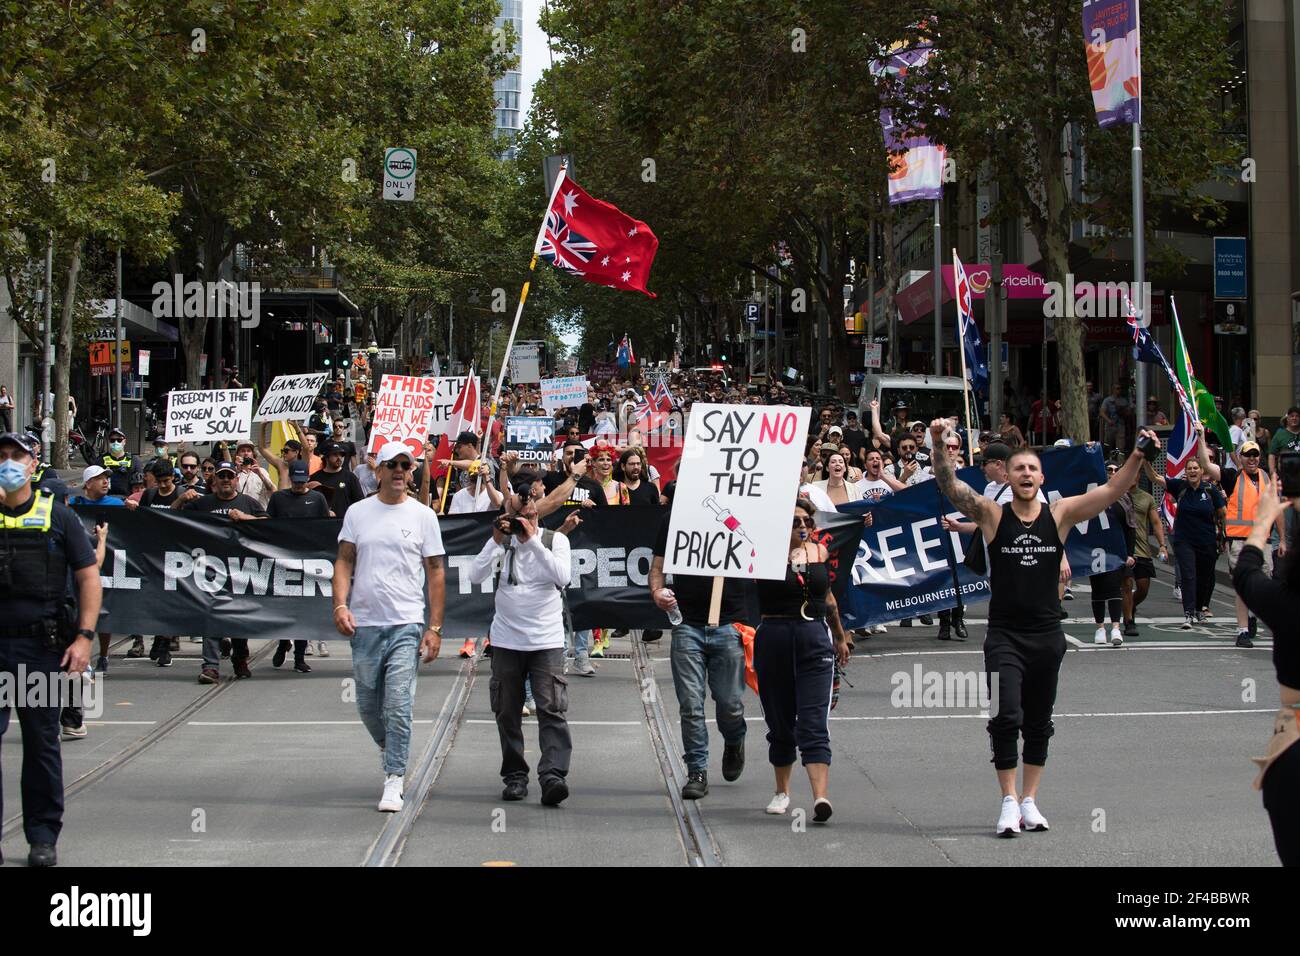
[664,403,810,581]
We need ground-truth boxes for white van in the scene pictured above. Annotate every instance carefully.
[857,373,972,428]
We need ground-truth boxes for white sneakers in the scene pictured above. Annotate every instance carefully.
[997,795,1050,837]
[1095,625,1124,646]
[378,773,404,812]
[765,792,791,815]
[872,624,888,634]
[996,795,1021,837]
[1020,796,1049,831]
[317,641,330,657]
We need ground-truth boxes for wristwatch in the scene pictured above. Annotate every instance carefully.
[75,628,96,641]
[426,624,443,636]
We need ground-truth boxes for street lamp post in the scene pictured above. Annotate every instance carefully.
[367,341,380,396]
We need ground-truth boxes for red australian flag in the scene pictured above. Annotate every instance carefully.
[540,178,659,298]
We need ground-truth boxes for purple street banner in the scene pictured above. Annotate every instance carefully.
[1083,0,1142,128]
[869,29,946,206]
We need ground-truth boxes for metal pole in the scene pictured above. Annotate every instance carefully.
[1133,121,1147,428]
[933,199,943,376]
[867,224,876,354]
[763,276,770,377]
[41,230,53,462]
[114,247,123,430]
[989,254,1004,432]
[448,301,454,369]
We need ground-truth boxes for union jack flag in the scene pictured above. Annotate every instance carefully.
[1125,295,1197,476]
[540,210,597,276]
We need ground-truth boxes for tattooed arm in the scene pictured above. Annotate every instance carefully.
[929,419,1001,540]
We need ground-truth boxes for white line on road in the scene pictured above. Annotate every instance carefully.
[185,720,437,726]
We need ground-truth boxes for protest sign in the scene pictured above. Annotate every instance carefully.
[428,376,480,437]
[505,416,555,464]
[664,403,810,580]
[509,344,541,384]
[72,504,866,640]
[835,444,1126,628]
[165,389,253,443]
[366,374,439,458]
[254,372,329,422]
[540,375,588,411]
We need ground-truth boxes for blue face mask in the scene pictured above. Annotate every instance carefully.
[0,459,29,492]
[109,442,125,456]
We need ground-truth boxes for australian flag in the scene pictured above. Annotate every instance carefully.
[1126,296,1198,476]
[953,252,988,395]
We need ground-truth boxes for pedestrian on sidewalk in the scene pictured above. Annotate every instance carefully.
[332,441,446,813]
[468,471,581,806]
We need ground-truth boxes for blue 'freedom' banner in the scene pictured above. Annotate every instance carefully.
[837,445,1126,628]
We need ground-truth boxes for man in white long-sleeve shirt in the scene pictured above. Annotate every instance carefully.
[469,472,582,806]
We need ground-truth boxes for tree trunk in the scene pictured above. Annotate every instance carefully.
[881,214,901,372]
[1041,230,1088,443]
[53,239,83,469]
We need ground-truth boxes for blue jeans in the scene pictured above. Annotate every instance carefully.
[669,623,747,773]
[569,628,592,664]
[351,624,421,776]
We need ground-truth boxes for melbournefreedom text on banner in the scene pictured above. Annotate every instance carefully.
[72,506,866,641]
[836,445,1126,629]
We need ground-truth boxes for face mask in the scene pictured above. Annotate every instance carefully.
[155,446,167,457]
[110,442,125,456]
[0,459,29,492]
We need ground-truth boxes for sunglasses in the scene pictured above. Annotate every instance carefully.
[383,459,413,471]
[792,517,816,529]
[201,466,215,473]
[1242,451,1261,458]
[945,443,961,450]
[1106,467,1119,474]
[181,463,198,470]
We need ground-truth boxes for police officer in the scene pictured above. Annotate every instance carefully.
[0,431,102,866]
[100,426,137,497]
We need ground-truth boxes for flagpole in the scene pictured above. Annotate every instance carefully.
[476,164,569,501]
[954,248,976,457]
[1131,0,1147,430]
[490,162,569,421]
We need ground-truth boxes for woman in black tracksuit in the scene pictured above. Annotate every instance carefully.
[1089,487,1135,646]
[753,498,852,823]
[1231,487,1300,865]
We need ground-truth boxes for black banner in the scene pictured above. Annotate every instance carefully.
[73,506,866,640]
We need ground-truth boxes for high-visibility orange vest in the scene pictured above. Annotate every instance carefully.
[1225,470,1267,538]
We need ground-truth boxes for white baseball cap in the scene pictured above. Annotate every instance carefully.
[82,464,110,482]
[375,442,415,466]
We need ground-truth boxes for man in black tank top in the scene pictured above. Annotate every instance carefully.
[930,419,1161,838]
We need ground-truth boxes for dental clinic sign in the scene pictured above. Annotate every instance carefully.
[152,275,261,329]
[665,403,810,580]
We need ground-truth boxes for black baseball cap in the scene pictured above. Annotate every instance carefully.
[893,400,909,410]
[289,459,309,482]
[109,427,126,439]
[982,442,1012,463]
[0,431,38,456]
[215,461,237,475]
[325,442,346,456]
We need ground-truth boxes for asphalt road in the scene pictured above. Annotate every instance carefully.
[0,556,1284,867]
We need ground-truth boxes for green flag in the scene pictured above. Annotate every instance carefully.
[1192,377,1233,451]
[1171,299,1233,451]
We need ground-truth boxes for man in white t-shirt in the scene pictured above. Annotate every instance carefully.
[469,473,582,806]
[856,448,904,502]
[332,441,446,814]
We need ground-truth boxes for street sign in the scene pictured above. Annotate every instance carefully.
[383,147,417,201]
[744,303,760,323]
[1213,236,1247,300]
[89,340,130,367]
[864,343,882,368]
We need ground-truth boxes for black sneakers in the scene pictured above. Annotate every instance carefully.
[293,658,312,673]
[540,778,569,807]
[156,643,172,668]
[1123,619,1139,637]
[1236,631,1254,649]
[233,659,252,679]
[272,643,287,668]
[502,780,528,801]
[681,770,708,800]
[722,742,745,782]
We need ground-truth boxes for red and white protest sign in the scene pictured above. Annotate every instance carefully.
[664,403,810,580]
[366,374,440,458]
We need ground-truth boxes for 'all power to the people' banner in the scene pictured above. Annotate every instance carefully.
[665,403,810,580]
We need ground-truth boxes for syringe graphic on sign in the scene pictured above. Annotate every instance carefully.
[702,495,757,573]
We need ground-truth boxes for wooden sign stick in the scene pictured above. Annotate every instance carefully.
[707,576,723,627]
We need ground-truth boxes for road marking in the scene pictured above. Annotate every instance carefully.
[84,721,158,725]
[692,709,1273,723]
[186,720,437,726]
[466,719,643,726]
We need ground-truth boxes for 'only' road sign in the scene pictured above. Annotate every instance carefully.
[383,147,417,202]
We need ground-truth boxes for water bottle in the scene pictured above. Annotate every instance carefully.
[664,589,683,626]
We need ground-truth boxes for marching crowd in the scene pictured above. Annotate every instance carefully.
[3,363,1299,865]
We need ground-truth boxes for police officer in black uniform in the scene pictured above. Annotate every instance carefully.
[100,426,137,498]
[0,431,102,866]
